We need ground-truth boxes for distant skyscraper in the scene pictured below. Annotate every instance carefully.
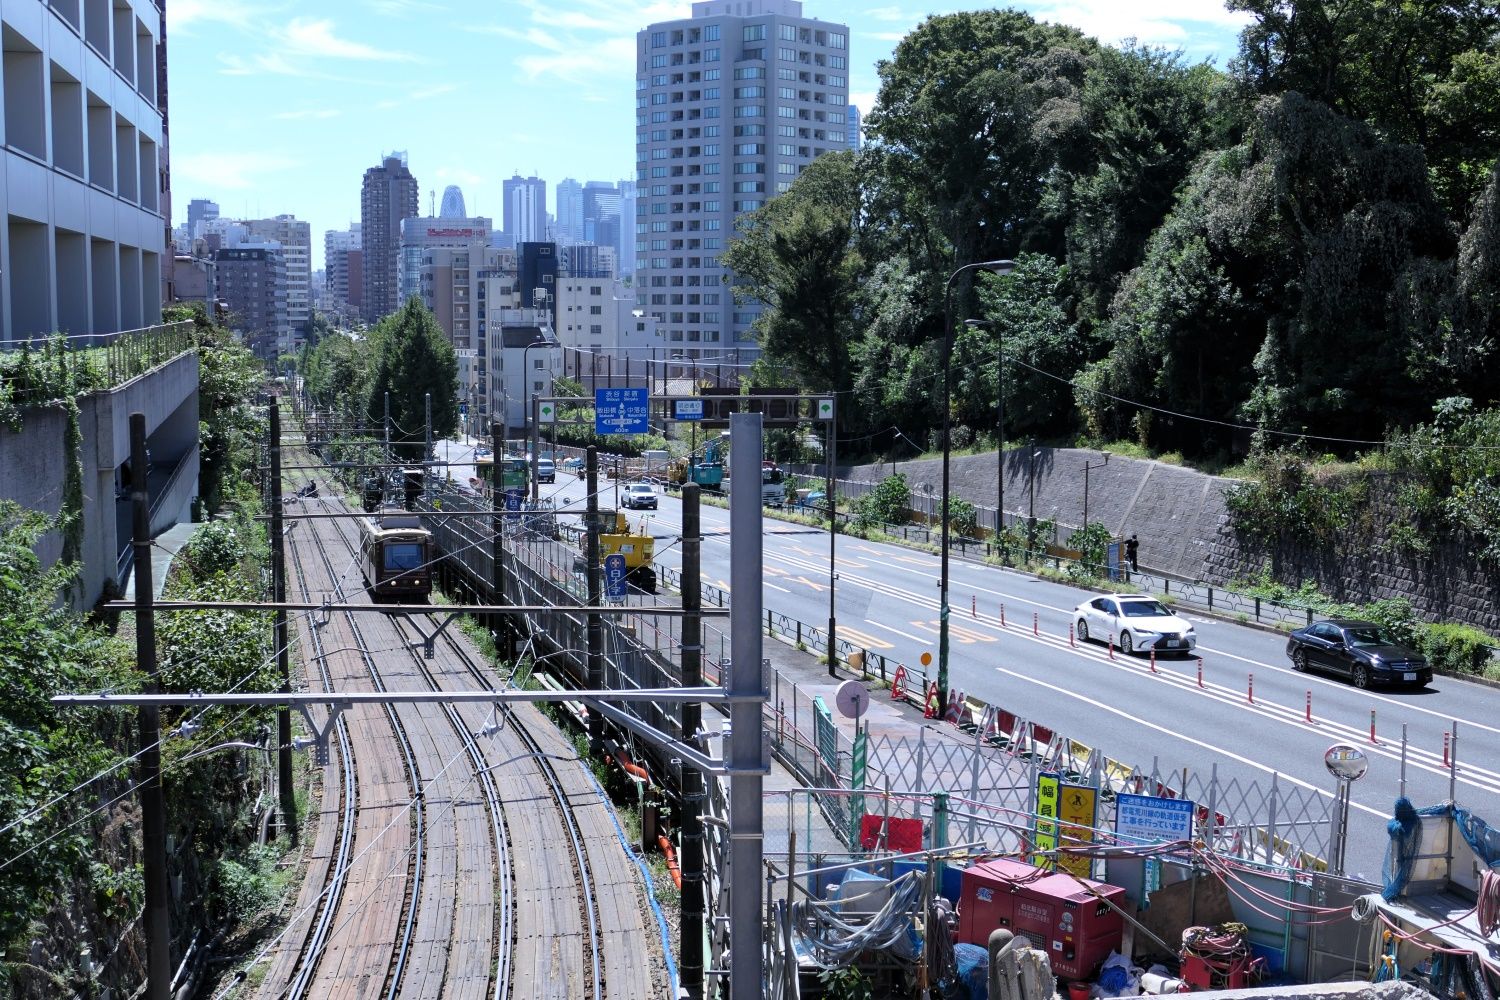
[187,198,219,238]
[636,0,850,364]
[502,174,547,245]
[618,179,636,275]
[325,223,362,315]
[360,153,420,322]
[440,185,466,218]
[246,214,312,344]
[556,178,585,245]
[847,104,862,149]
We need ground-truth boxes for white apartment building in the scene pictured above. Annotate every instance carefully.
[556,276,662,377]
[1,0,167,344]
[634,0,848,372]
[399,215,490,303]
[246,214,311,347]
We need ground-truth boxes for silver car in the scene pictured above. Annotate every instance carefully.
[1073,594,1196,655]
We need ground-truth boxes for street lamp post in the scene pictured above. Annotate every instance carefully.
[1082,452,1110,533]
[522,337,554,503]
[939,259,1015,702]
[965,317,1006,541]
[1027,438,1039,554]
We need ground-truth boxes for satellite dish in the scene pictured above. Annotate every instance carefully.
[835,680,870,721]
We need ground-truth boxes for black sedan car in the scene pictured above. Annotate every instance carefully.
[1285,619,1431,689]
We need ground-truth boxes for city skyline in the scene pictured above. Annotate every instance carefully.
[166,1,1248,272]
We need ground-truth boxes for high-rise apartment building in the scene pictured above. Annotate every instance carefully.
[635,0,849,367]
[555,178,584,244]
[502,174,547,245]
[246,214,311,346]
[360,153,420,322]
[0,0,168,344]
[215,247,288,358]
[324,224,362,317]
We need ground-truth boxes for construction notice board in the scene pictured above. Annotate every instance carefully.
[1035,772,1098,877]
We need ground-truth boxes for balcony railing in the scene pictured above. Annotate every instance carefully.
[2,321,195,409]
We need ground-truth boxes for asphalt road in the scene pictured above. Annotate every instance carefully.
[534,472,1500,876]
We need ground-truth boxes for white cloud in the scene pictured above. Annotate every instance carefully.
[1023,0,1252,53]
[276,18,419,61]
[865,6,916,22]
[368,0,447,15]
[173,151,299,191]
[475,0,685,86]
[273,109,342,120]
[434,166,485,187]
[170,0,257,34]
[849,90,877,116]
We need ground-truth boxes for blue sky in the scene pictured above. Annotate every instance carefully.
[166,1,1251,271]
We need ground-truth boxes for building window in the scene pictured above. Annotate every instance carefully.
[590,324,603,335]
[705,47,719,61]
[734,66,765,79]
[652,31,667,47]
[704,68,720,80]
[743,24,766,41]
[780,24,797,41]
[778,47,796,61]
[830,34,846,50]
[733,105,763,118]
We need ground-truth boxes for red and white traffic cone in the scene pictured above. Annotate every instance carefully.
[1247,673,1254,704]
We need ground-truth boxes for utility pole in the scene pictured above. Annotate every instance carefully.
[680,483,705,998]
[826,414,838,677]
[268,404,297,843]
[130,413,171,1000]
[424,391,432,468]
[383,391,391,469]
[531,393,541,504]
[490,420,509,645]
[728,412,766,1000]
[586,446,603,754]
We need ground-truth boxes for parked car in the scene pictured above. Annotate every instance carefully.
[535,457,556,484]
[1285,620,1430,689]
[1072,594,1196,655]
[623,483,659,510]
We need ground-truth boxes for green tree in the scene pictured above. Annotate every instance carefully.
[1081,93,1454,455]
[721,152,864,394]
[1230,0,1500,216]
[364,298,459,458]
[852,473,911,530]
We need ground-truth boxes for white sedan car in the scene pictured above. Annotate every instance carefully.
[1073,593,1196,655]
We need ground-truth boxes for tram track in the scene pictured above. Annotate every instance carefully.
[248,447,664,998]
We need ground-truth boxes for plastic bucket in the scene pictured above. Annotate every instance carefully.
[1068,982,1091,1000]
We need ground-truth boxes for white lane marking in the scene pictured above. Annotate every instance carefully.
[862,619,931,643]
[993,665,1386,819]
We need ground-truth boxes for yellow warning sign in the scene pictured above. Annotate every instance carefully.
[1034,772,1059,866]
[1057,781,1098,879]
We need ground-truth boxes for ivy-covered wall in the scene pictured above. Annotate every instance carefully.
[1203,471,1500,634]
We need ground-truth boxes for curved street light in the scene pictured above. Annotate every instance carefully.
[939,259,1015,703]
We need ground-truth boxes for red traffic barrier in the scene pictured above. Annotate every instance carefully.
[1443,730,1451,768]
[892,664,907,702]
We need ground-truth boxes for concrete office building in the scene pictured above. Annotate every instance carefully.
[246,213,311,347]
[360,152,419,322]
[0,0,169,344]
[186,197,218,238]
[502,174,546,245]
[634,0,848,371]
[555,178,583,244]
[556,276,662,387]
[215,246,287,358]
[398,214,490,304]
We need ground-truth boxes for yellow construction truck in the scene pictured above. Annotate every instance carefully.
[575,511,657,593]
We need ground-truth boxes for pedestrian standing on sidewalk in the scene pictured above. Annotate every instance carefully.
[1126,534,1139,572]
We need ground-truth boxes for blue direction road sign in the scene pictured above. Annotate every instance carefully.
[603,553,628,599]
[595,387,649,435]
[504,488,524,519]
[673,398,705,421]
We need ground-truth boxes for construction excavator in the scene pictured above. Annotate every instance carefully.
[668,435,725,490]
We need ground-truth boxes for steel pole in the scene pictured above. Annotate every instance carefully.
[728,412,766,1000]
[586,446,604,754]
[826,414,838,677]
[938,277,955,700]
[269,404,296,843]
[131,413,171,1000]
[680,484,705,998]
[424,392,432,466]
[531,393,541,504]
[997,332,1005,537]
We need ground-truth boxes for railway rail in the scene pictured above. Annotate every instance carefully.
[240,455,664,998]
